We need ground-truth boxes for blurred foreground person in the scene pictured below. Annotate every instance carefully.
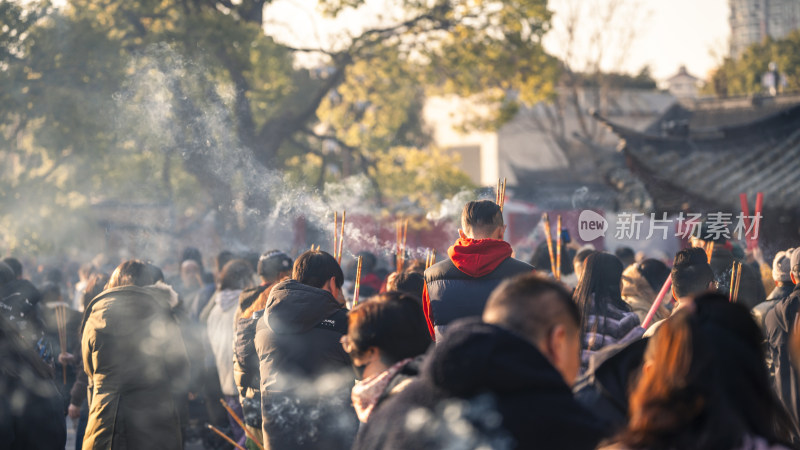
[255,250,357,449]
[344,292,432,431]
[233,250,293,448]
[424,200,532,340]
[574,252,641,371]
[0,312,66,449]
[0,257,44,348]
[766,248,800,425]
[603,293,796,449]
[356,274,607,450]
[81,260,190,449]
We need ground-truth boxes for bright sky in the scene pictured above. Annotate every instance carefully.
[265,0,731,82]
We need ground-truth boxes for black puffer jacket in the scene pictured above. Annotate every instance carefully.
[765,284,800,424]
[354,320,608,450]
[255,280,356,450]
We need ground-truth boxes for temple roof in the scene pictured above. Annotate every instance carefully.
[595,95,800,213]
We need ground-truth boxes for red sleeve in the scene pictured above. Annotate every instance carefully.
[422,282,435,340]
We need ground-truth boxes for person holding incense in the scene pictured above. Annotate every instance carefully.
[81,260,190,449]
[620,259,671,325]
[36,282,81,410]
[573,252,641,372]
[343,293,431,429]
[765,247,800,425]
[233,250,293,449]
[254,250,357,450]
[424,200,532,340]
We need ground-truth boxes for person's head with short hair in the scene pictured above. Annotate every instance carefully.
[772,248,794,284]
[2,257,23,279]
[483,273,582,385]
[461,200,505,240]
[257,250,293,284]
[293,250,345,304]
[219,259,255,291]
[573,248,595,283]
[107,260,160,289]
[615,246,636,268]
[391,271,424,299]
[637,259,671,293]
[180,259,202,290]
[0,262,15,286]
[343,291,432,379]
[616,292,796,448]
[181,247,203,270]
[671,248,715,304]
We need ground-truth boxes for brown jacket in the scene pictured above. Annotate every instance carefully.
[80,283,190,449]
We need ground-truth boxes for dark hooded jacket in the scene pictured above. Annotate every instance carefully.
[255,280,357,450]
[753,283,794,334]
[80,283,191,450]
[233,283,271,428]
[0,279,44,348]
[573,337,649,433]
[354,320,608,450]
[0,313,66,450]
[423,237,532,339]
[765,283,800,424]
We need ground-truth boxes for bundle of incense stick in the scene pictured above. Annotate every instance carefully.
[55,303,68,385]
[542,213,556,280]
[207,424,246,450]
[555,215,562,281]
[425,249,436,270]
[310,244,320,251]
[729,261,743,303]
[396,218,408,273]
[704,241,715,264]
[333,211,346,264]
[219,399,264,450]
[353,256,363,307]
[495,178,507,211]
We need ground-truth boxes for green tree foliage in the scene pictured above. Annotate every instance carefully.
[0,0,556,254]
[707,30,800,97]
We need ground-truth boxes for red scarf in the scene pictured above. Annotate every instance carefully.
[422,237,512,339]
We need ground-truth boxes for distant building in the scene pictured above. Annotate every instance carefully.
[730,0,800,58]
[666,66,702,99]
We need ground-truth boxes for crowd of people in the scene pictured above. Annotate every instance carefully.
[3,199,800,449]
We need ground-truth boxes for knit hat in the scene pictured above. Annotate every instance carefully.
[257,251,293,280]
[773,248,794,282]
[790,248,800,276]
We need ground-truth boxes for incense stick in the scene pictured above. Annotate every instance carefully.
[219,399,264,450]
[333,211,338,259]
[555,215,562,281]
[337,211,346,264]
[542,213,556,278]
[729,262,742,303]
[733,262,743,303]
[55,304,67,385]
[207,424,246,450]
[705,241,715,264]
[500,178,506,211]
[642,277,672,329]
[353,256,363,306]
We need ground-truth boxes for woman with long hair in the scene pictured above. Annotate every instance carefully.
[605,292,797,449]
[573,252,641,371]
